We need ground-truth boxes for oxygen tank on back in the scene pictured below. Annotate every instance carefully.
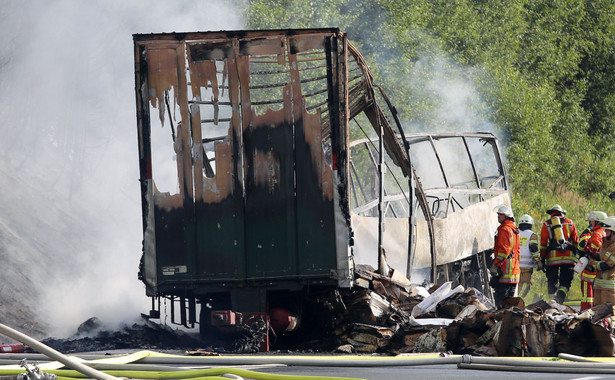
[551,216,566,249]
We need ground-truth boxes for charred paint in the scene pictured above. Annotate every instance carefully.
[239,37,285,57]
[134,29,403,319]
[189,41,234,61]
[146,47,179,126]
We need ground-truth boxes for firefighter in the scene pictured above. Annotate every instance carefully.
[590,216,615,307]
[518,214,540,298]
[578,211,607,311]
[539,204,579,304]
[578,217,593,252]
[490,205,521,307]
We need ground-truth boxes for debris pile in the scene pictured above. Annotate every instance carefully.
[19,265,615,356]
[39,317,267,354]
[41,318,203,354]
[330,265,615,356]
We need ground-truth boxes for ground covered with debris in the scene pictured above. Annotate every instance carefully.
[40,318,203,354]
[14,265,615,356]
[324,265,615,356]
[39,316,271,354]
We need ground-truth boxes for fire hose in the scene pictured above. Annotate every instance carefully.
[457,354,615,374]
[1,322,615,377]
[0,322,118,380]
[0,323,366,380]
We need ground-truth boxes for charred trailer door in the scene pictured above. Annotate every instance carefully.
[133,30,354,333]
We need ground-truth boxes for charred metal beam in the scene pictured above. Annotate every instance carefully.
[347,44,410,178]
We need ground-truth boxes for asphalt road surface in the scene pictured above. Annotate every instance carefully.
[257,364,613,380]
[2,350,612,380]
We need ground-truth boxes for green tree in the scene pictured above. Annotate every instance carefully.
[245,0,615,215]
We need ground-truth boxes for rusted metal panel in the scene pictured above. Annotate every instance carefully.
[237,34,298,279]
[189,40,234,61]
[140,43,197,288]
[288,33,328,53]
[238,37,285,57]
[245,104,298,278]
[290,35,338,275]
[190,48,245,280]
[146,47,179,124]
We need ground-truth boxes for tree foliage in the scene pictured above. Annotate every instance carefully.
[245,0,615,223]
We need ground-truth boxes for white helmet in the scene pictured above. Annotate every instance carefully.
[546,204,566,215]
[518,214,534,225]
[588,211,608,223]
[494,204,514,218]
[602,216,615,232]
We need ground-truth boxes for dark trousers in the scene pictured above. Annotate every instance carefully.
[493,282,517,307]
[546,264,574,295]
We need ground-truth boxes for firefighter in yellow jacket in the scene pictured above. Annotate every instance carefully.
[590,216,615,307]
[540,204,579,304]
[490,205,521,306]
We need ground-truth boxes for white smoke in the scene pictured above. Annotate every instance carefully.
[402,53,495,134]
[0,0,244,338]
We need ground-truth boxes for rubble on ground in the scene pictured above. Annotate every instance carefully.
[41,318,203,353]
[40,317,267,354]
[330,265,615,356]
[16,265,615,356]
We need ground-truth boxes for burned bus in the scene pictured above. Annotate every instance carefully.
[133,28,510,343]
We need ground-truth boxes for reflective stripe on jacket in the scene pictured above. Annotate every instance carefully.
[593,238,615,290]
[539,216,579,265]
[580,269,596,284]
[494,219,521,284]
[519,229,539,268]
[578,226,591,250]
[584,226,605,259]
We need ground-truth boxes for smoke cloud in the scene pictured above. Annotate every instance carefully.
[403,53,496,135]
[0,0,244,338]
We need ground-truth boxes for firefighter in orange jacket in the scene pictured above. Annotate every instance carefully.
[540,204,579,304]
[578,211,607,311]
[589,216,615,307]
[490,205,521,306]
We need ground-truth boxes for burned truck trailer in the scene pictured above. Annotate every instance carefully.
[133,29,511,339]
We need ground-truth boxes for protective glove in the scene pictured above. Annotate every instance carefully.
[598,261,614,271]
[489,265,499,276]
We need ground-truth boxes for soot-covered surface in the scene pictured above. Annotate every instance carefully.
[41,318,203,354]
[39,317,271,354]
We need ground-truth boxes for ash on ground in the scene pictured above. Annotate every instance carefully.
[40,317,268,354]
[41,318,202,354]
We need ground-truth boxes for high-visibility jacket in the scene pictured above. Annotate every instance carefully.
[519,229,539,269]
[578,225,592,250]
[580,226,605,310]
[540,215,579,266]
[592,237,615,291]
[584,225,605,259]
[580,268,597,284]
[493,219,521,284]
[579,226,606,297]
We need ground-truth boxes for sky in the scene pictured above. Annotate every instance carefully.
[0,0,244,338]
